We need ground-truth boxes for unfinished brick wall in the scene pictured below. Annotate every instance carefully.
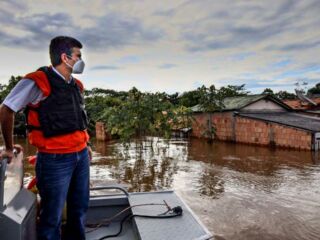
[192,113,313,150]
[191,113,209,139]
[212,112,234,141]
[271,123,312,150]
[191,112,234,141]
[235,116,312,150]
[235,117,270,145]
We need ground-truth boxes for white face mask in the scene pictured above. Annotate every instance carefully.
[66,55,85,74]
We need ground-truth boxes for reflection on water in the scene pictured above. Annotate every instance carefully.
[6,136,320,240]
[92,138,180,192]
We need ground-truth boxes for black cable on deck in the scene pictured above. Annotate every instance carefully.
[98,206,183,240]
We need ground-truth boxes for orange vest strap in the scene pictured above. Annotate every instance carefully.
[24,71,51,97]
[75,79,84,93]
[25,70,84,95]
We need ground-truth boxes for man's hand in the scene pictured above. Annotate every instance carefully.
[0,144,23,164]
[0,104,16,163]
[0,149,14,163]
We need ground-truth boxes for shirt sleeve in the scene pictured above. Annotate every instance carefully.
[2,79,45,112]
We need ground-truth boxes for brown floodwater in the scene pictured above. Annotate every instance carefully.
[5,137,320,240]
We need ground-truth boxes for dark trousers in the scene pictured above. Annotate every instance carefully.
[36,147,90,240]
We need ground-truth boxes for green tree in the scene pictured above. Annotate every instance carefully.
[275,91,296,100]
[307,83,320,96]
[0,76,22,102]
[198,85,224,112]
[99,87,192,142]
[261,88,275,96]
[217,84,249,99]
[261,88,296,100]
[178,90,202,107]
[166,92,179,105]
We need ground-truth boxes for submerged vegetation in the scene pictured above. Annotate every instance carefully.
[84,84,250,141]
[0,75,308,142]
[85,87,193,141]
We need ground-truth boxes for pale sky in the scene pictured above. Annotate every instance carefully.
[0,0,319,94]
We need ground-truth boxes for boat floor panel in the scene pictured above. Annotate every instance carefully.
[85,220,138,240]
[129,191,213,240]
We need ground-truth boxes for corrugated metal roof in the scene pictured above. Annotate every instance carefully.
[191,94,290,112]
[238,112,320,132]
[223,94,265,110]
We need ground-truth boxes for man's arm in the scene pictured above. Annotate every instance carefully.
[0,104,15,161]
[0,79,45,162]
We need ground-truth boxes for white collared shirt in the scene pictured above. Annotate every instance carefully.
[3,67,73,112]
[51,66,73,83]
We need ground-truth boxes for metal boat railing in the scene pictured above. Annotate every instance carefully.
[0,157,8,211]
[90,186,130,197]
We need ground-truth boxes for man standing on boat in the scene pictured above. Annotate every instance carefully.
[0,36,91,240]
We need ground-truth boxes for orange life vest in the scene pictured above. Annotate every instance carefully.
[24,67,89,153]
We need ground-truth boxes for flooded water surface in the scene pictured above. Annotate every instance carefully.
[12,137,320,239]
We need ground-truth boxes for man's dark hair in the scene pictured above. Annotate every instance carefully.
[49,36,82,67]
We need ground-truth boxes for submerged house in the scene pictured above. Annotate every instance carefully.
[191,94,320,151]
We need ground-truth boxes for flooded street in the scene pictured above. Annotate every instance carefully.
[12,137,320,239]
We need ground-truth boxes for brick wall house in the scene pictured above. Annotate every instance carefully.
[191,94,320,151]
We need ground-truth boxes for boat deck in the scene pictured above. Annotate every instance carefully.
[0,153,213,240]
[85,220,137,240]
[130,191,212,240]
[85,190,213,240]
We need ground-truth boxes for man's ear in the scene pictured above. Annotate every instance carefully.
[60,53,68,64]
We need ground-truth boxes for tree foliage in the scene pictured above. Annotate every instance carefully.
[276,90,296,100]
[0,76,22,102]
[307,83,320,96]
[0,75,299,141]
[217,84,249,99]
[197,84,249,112]
[261,88,296,100]
[198,85,224,112]
[178,90,202,107]
[99,87,192,142]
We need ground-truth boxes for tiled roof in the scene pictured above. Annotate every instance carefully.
[283,98,320,110]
